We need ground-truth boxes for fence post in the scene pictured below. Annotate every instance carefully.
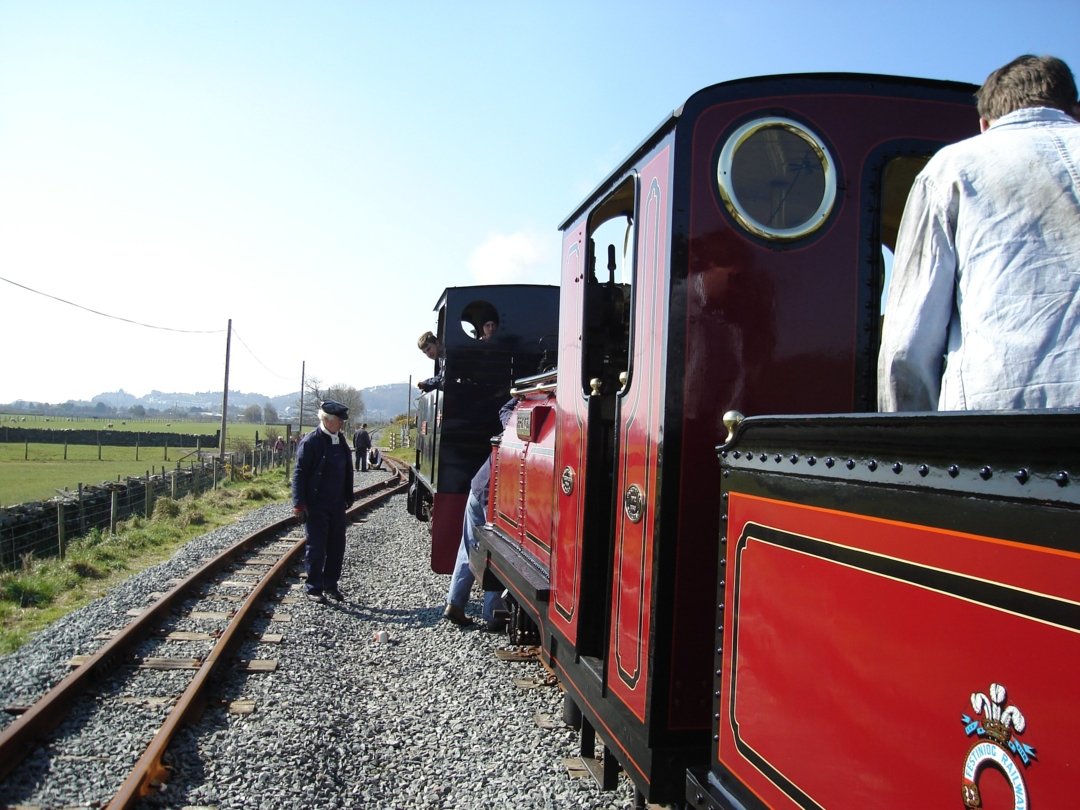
[24,440,28,460]
[192,460,199,497]
[109,490,118,534]
[145,471,152,517]
[171,467,177,500]
[57,502,66,559]
[164,439,169,462]
[64,439,68,460]
[78,483,85,532]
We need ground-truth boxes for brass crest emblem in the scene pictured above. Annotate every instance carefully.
[960,682,1036,809]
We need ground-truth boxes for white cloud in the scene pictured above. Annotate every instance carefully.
[467,230,556,285]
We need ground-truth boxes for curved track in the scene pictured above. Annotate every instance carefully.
[0,458,408,809]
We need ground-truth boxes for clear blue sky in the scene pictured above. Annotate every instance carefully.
[1,1,1077,405]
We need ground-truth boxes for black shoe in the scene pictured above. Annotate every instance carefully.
[306,590,327,604]
[482,616,507,633]
[442,604,473,626]
[325,586,345,602]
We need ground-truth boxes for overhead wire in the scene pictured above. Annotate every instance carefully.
[2,273,299,394]
[0,274,224,334]
[231,329,295,381]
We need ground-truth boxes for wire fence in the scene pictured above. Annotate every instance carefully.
[0,446,289,572]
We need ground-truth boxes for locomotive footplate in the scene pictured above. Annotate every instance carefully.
[471,523,550,604]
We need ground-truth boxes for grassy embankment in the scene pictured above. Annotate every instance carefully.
[0,467,292,654]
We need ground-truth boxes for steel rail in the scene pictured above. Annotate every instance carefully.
[0,464,406,789]
[109,474,408,808]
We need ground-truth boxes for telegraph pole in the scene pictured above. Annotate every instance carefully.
[218,318,232,463]
[297,361,306,433]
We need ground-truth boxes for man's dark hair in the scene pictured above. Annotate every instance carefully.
[976,55,1078,121]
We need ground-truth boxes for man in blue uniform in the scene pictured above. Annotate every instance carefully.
[353,422,372,471]
[292,400,354,603]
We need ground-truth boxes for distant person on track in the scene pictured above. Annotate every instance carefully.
[368,446,384,470]
[878,54,1080,411]
[292,400,354,604]
[416,331,444,392]
[353,422,372,471]
[443,398,516,631]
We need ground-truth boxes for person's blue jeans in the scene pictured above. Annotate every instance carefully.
[446,490,504,622]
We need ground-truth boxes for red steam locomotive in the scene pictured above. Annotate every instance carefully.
[428,72,1079,808]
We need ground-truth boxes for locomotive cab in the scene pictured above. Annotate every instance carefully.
[408,284,558,572]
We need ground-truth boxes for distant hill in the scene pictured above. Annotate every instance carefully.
[5,383,415,424]
[359,383,416,423]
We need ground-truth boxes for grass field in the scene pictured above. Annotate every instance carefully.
[0,442,219,506]
[0,413,305,442]
[0,415,408,507]
[0,415,291,507]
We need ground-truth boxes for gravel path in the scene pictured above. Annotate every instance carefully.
[0,480,637,809]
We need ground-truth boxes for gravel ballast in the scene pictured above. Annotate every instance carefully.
[0,484,638,809]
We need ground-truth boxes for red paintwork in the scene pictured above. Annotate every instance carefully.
[670,93,981,735]
[721,492,1079,808]
[491,395,556,568]
[606,147,672,718]
[522,408,556,562]
[550,229,589,642]
[429,492,465,573]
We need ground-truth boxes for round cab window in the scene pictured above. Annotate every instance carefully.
[459,300,500,342]
[717,117,836,240]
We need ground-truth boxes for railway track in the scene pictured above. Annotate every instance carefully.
[0,459,407,809]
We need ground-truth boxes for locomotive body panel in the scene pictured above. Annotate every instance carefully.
[668,81,981,742]
[490,394,557,568]
[550,222,590,647]
[692,412,1080,809]
[521,404,557,563]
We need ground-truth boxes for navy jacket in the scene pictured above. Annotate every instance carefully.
[353,429,372,451]
[292,428,355,510]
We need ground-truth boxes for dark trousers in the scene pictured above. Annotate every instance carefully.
[304,504,347,592]
[355,449,368,471]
